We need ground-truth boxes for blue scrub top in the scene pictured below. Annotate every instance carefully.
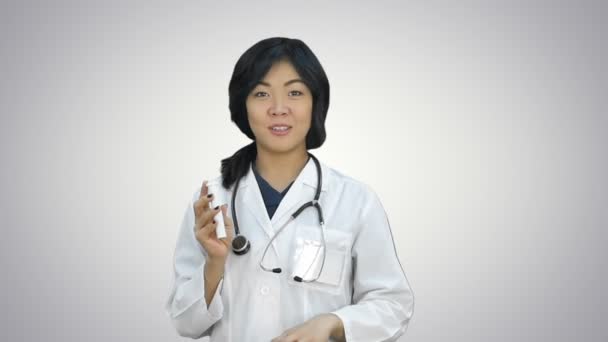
[251,160,295,220]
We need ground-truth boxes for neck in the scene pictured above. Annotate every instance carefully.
[254,147,309,192]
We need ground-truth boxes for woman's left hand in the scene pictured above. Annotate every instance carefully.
[271,313,344,342]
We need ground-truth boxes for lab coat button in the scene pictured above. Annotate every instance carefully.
[260,286,270,295]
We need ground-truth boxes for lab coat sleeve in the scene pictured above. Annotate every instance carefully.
[165,191,224,338]
[331,186,415,341]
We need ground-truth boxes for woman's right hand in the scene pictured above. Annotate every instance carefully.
[193,180,234,264]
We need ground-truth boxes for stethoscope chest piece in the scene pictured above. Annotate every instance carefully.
[231,235,251,255]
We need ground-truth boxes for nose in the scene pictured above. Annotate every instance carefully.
[269,95,288,116]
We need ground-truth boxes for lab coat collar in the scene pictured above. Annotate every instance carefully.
[236,155,329,252]
[237,154,329,194]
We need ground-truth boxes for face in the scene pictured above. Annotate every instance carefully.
[246,60,313,156]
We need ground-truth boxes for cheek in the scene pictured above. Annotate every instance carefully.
[293,100,312,122]
[246,103,265,126]
[297,108,313,130]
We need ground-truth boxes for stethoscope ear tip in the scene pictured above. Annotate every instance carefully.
[293,276,302,282]
[272,268,282,274]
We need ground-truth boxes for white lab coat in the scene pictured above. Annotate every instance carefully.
[165,158,415,341]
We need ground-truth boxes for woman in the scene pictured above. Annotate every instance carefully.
[165,37,414,341]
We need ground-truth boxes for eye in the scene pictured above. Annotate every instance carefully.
[253,91,268,98]
[289,90,303,96]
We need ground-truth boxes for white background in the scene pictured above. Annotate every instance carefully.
[1,1,606,341]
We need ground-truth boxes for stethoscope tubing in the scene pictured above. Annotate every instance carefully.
[229,152,326,282]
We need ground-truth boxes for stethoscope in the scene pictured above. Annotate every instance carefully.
[230,152,326,283]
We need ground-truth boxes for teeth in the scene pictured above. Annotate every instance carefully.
[272,126,289,131]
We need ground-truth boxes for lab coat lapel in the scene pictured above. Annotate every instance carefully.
[238,158,329,256]
[270,157,328,228]
[239,164,274,241]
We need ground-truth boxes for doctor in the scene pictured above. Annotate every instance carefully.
[165,37,415,341]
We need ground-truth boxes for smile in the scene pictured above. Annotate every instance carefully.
[269,125,292,136]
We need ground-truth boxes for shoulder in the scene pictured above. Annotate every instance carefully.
[322,161,381,206]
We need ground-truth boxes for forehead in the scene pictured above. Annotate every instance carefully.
[261,60,301,82]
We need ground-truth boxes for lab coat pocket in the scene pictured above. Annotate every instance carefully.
[288,223,352,295]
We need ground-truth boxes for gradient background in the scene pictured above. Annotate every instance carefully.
[1,1,606,341]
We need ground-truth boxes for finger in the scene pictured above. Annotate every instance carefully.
[271,331,285,342]
[221,204,235,241]
[197,220,217,240]
[193,195,215,218]
[196,205,221,229]
[272,329,296,342]
[282,331,300,342]
[271,334,295,342]
[199,180,208,199]
[194,180,217,215]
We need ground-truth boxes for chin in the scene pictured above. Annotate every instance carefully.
[267,146,298,154]
[260,141,304,154]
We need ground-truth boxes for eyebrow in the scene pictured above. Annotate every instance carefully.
[256,79,305,87]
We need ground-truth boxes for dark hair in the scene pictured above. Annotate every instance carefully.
[220,37,330,189]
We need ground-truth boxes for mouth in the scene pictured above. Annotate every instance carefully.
[268,125,292,136]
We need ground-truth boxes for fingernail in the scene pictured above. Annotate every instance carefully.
[207,194,213,198]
